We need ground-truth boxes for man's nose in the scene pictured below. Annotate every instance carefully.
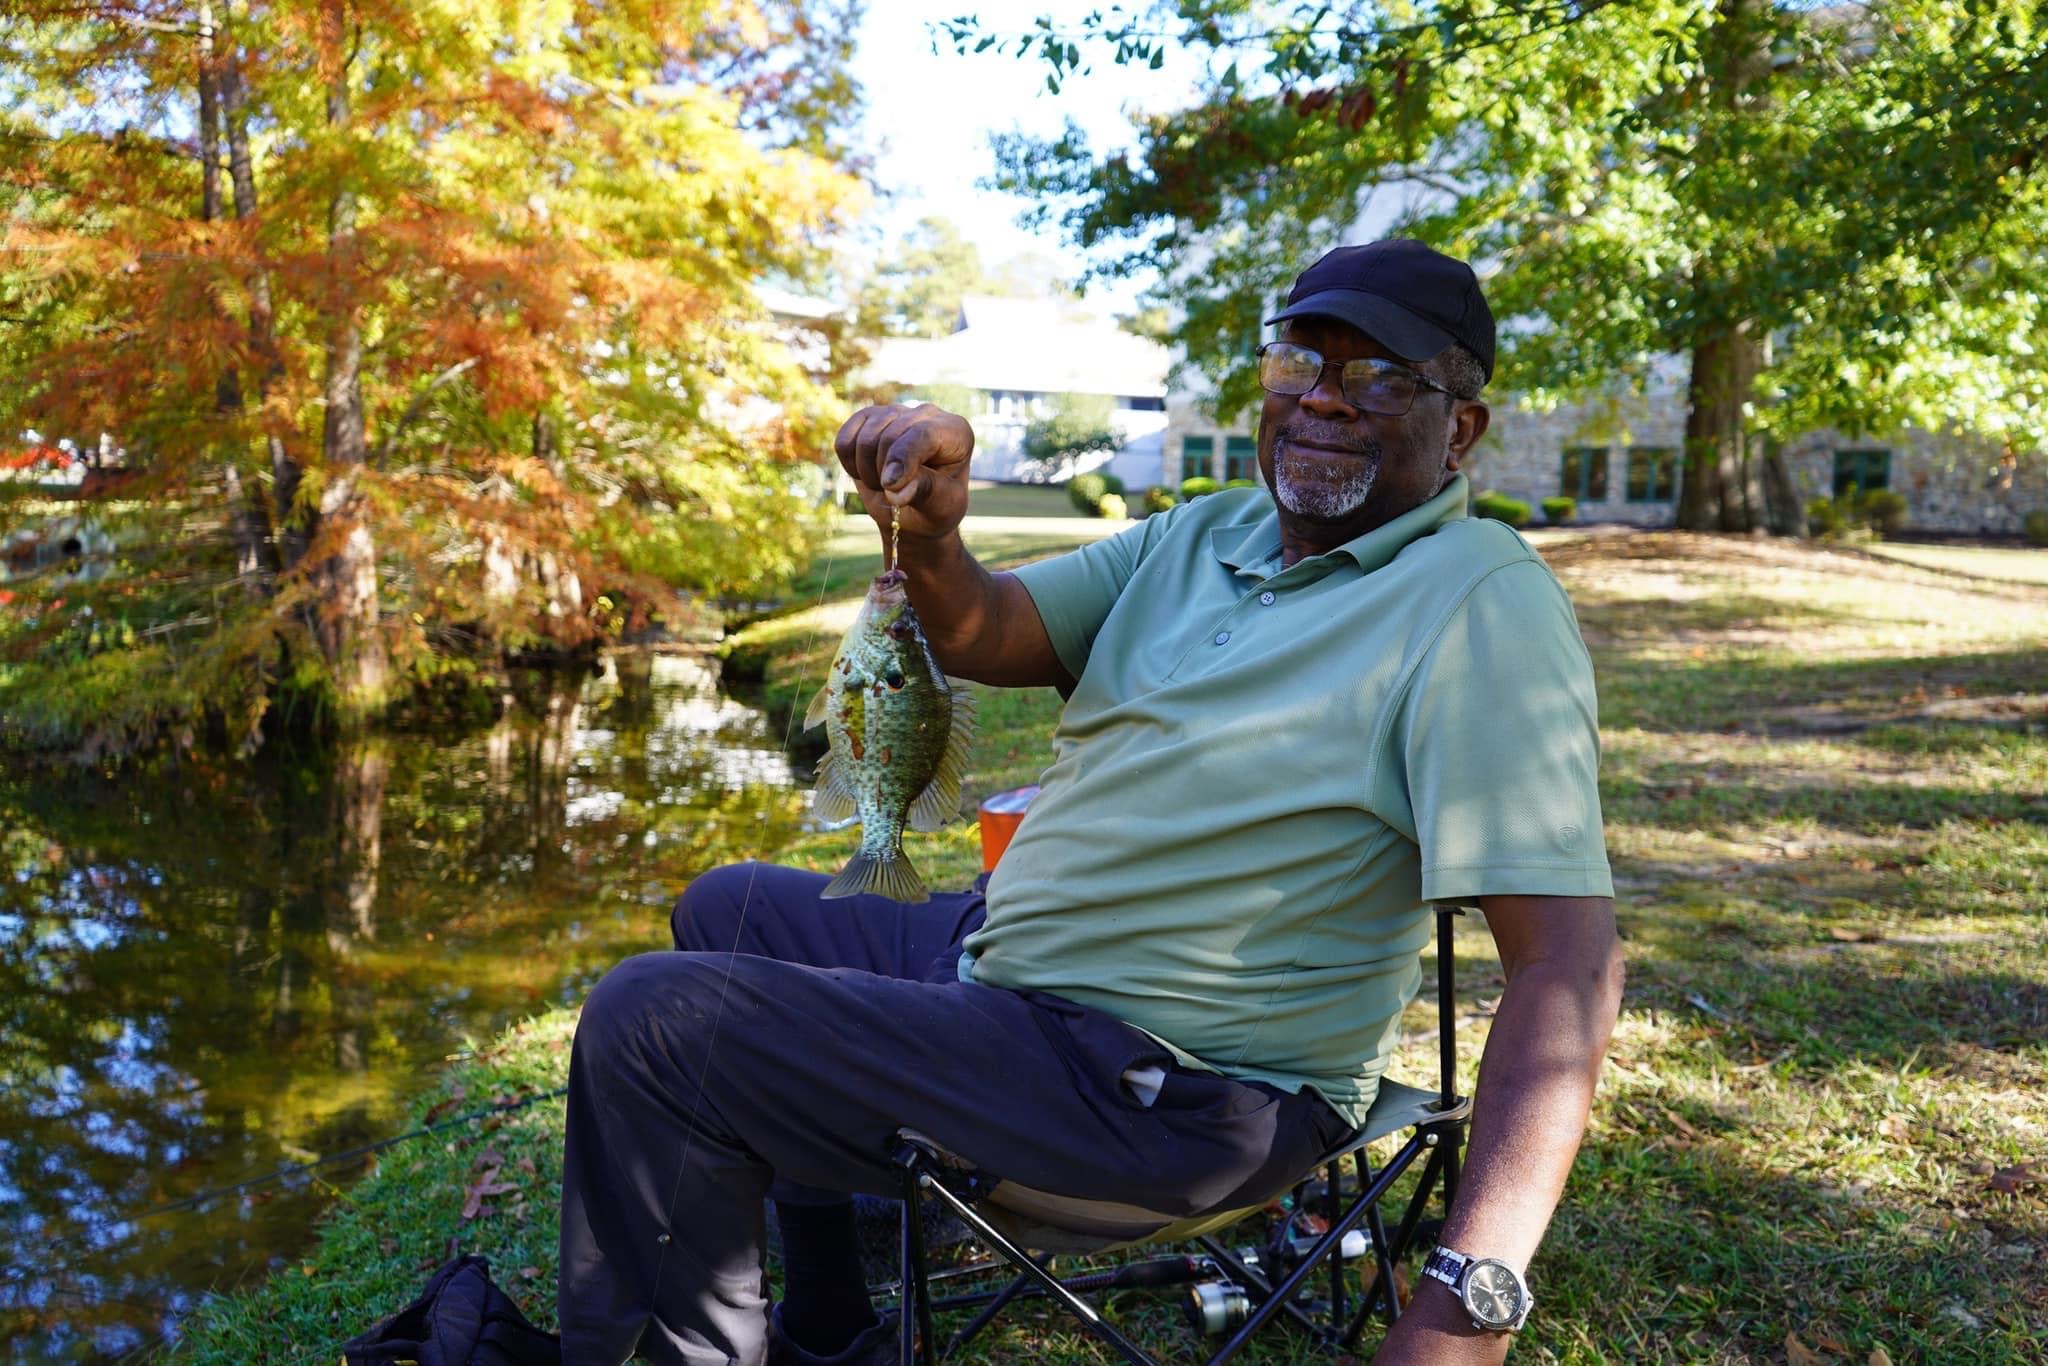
[1299,366,1360,419]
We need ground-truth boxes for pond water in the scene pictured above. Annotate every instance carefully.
[0,652,813,1360]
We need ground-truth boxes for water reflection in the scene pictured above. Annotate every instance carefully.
[0,652,809,1359]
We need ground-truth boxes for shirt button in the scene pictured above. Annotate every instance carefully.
[1259,591,1276,605]
[1214,631,1230,646]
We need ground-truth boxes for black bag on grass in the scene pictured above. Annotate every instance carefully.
[342,1255,560,1366]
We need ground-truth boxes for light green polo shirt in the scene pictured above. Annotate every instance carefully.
[959,475,1612,1126]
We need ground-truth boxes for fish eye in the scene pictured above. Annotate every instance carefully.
[883,668,906,690]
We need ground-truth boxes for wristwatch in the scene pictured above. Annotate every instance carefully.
[1422,1246,1533,1332]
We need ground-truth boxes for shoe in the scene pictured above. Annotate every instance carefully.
[765,1304,901,1366]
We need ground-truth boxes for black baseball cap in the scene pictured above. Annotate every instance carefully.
[1265,239,1495,384]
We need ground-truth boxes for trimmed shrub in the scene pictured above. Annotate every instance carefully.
[1806,496,1841,537]
[2024,509,2048,547]
[1540,496,1577,526]
[1472,490,1531,527]
[1223,478,1258,490]
[1142,486,1177,516]
[1067,473,1109,514]
[1098,473,1126,497]
[1857,488,1909,537]
[1096,492,1128,520]
[1180,476,1221,499]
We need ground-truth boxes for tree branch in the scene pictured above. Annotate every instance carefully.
[372,357,480,469]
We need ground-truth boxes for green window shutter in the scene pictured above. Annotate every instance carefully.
[1626,447,1678,502]
[1225,435,1258,482]
[1181,435,1215,483]
[1561,448,1609,501]
[1833,449,1891,497]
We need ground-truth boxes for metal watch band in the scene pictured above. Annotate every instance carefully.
[1422,1246,1470,1289]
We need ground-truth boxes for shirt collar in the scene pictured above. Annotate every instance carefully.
[1210,474,1471,579]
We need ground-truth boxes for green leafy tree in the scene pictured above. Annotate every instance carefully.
[1022,392,1121,478]
[966,0,2047,534]
[0,0,862,755]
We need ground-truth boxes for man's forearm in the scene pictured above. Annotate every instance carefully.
[1437,949,1622,1271]
[1375,907,1623,1363]
[894,529,1070,689]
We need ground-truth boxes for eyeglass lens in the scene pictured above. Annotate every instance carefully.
[1259,344,1421,415]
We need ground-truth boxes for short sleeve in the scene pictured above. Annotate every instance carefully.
[1009,512,1173,681]
[1378,558,1613,902]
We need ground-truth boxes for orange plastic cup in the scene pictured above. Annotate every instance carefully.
[977,785,1041,872]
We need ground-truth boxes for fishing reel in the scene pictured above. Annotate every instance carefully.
[1182,1227,1378,1337]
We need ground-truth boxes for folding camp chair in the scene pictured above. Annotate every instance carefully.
[886,904,1473,1365]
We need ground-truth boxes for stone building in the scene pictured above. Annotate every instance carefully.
[1159,385,2044,536]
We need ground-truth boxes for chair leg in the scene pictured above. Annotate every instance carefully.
[908,1163,1158,1366]
[1354,1149,1402,1326]
[895,1150,936,1365]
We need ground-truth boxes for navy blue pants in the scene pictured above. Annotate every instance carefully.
[557,862,1347,1364]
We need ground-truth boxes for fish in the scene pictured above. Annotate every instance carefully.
[804,568,976,902]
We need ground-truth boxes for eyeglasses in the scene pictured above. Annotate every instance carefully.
[1256,342,1456,416]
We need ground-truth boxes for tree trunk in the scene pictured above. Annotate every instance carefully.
[1759,435,1806,536]
[1678,326,1761,531]
[218,3,306,568]
[198,2,275,586]
[312,0,388,712]
[1676,0,1776,534]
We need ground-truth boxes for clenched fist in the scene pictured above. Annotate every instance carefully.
[834,404,974,542]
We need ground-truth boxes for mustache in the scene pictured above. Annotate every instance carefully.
[1273,423,1381,457]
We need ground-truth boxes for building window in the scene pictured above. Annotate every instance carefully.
[1225,435,1258,483]
[1181,435,1214,483]
[1118,395,1166,412]
[1625,447,1679,503]
[1833,448,1891,498]
[1560,447,1609,502]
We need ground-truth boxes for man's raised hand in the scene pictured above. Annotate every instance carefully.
[834,404,974,541]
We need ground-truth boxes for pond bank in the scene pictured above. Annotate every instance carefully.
[177,531,2048,1363]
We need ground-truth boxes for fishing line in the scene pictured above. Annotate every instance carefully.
[646,500,855,1293]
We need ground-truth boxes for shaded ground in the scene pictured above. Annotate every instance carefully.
[180,531,2047,1364]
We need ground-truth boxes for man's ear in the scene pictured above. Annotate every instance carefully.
[1445,401,1490,471]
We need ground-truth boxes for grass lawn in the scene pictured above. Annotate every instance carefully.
[961,481,1092,519]
[179,530,2048,1364]
[1860,542,2048,587]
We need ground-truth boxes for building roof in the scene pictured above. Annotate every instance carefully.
[867,295,1169,398]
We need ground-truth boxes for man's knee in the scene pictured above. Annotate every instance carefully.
[669,861,764,951]
[574,951,724,1080]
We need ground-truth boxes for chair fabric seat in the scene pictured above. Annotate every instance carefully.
[966,1078,1453,1256]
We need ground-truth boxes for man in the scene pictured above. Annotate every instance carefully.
[558,240,1624,1365]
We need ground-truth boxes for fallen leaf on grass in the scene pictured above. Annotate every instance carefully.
[520,1266,543,1281]
[1869,1349,1893,1366]
[422,1086,467,1124]
[1358,1260,1411,1310]
[1828,926,1882,943]
[1877,1114,1913,1142]
[1988,1161,2044,1194]
[1662,1106,1701,1140]
[1785,1329,1827,1364]
[461,1166,520,1220]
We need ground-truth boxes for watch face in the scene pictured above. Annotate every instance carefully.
[1462,1260,1525,1328]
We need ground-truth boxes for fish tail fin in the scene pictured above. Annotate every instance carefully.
[820,849,930,904]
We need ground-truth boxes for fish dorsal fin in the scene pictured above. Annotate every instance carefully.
[812,749,858,823]
[803,682,831,731]
[906,681,977,832]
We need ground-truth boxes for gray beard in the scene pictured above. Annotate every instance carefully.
[1274,444,1381,522]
